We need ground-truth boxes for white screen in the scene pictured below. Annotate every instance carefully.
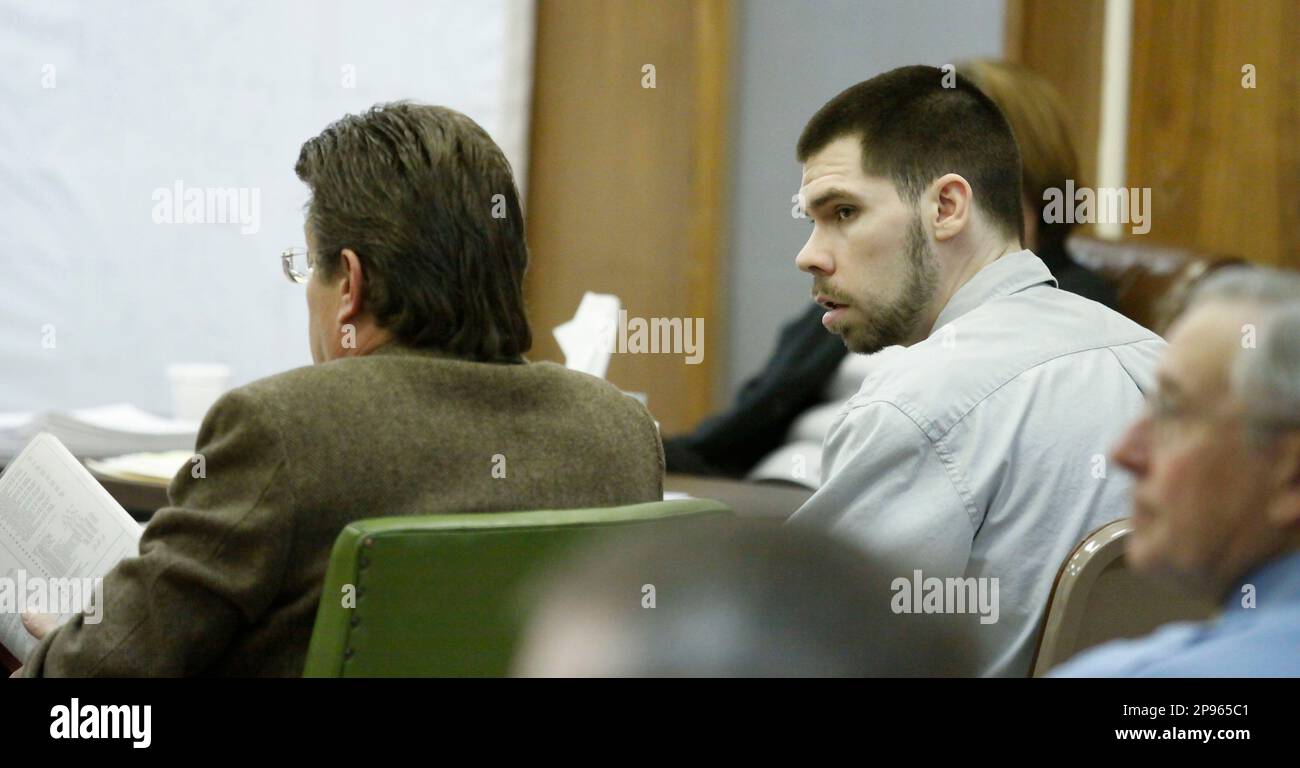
[0,0,535,413]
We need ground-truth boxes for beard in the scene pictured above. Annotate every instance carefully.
[837,214,939,354]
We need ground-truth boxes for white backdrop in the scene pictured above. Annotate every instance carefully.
[0,0,535,413]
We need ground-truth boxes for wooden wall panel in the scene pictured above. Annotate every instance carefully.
[1011,0,1300,269]
[524,0,731,434]
[1005,0,1107,188]
[1125,0,1300,268]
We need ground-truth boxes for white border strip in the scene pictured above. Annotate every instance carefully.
[501,0,537,201]
[1096,0,1134,239]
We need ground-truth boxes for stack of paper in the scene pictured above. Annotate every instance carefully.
[553,291,621,379]
[84,450,193,487]
[0,404,198,464]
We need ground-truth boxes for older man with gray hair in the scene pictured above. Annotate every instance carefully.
[1053,265,1300,676]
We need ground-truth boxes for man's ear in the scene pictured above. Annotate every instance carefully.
[930,173,973,243]
[336,248,365,324]
[1265,431,1300,528]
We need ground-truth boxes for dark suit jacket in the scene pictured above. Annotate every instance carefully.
[25,343,664,676]
[663,245,1117,477]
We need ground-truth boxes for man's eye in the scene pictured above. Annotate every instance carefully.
[835,206,855,221]
[1149,394,1178,418]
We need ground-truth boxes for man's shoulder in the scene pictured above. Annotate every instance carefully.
[926,281,1164,370]
[225,353,648,432]
[238,353,615,398]
[847,287,1164,437]
[1053,610,1300,677]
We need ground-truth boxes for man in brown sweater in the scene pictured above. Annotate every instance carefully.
[17,103,663,676]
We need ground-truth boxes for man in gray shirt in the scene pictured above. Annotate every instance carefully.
[788,65,1164,676]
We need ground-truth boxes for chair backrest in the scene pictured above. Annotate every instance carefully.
[303,498,732,677]
[1067,235,1245,334]
[1031,519,1219,676]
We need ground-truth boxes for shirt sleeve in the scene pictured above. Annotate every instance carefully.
[23,387,295,676]
[789,399,976,577]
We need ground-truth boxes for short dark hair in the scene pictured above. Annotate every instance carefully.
[296,102,531,361]
[797,65,1024,244]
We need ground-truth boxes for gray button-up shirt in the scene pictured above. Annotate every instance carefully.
[790,250,1165,677]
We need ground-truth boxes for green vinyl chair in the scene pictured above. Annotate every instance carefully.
[302,498,731,677]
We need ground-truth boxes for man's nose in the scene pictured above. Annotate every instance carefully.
[796,233,833,276]
[1111,412,1151,477]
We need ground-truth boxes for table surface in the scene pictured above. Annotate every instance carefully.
[663,474,811,520]
[92,471,811,523]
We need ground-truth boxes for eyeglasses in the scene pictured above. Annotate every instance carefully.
[281,247,316,284]
[1143,389,1244,440]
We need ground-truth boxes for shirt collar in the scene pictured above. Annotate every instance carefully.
[931,250,1057,331]
[1226,549,1300,614]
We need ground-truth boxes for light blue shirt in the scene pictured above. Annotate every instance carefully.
[789,250,1165,677]
[1051,551,1300,677]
